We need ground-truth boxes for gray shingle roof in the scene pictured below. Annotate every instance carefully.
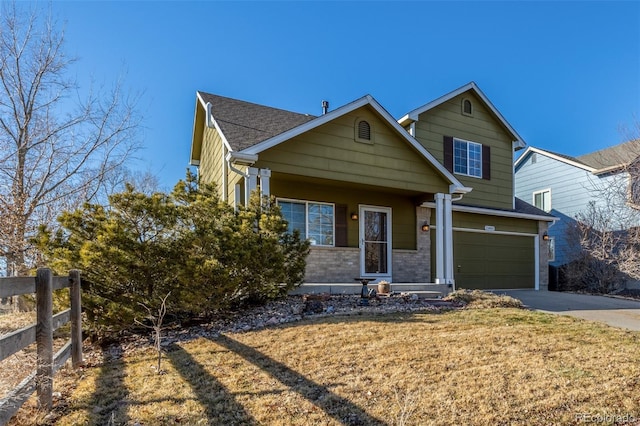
[540,149,584,165]
[576,139,640,170]
[455,198,554,219]
[198,92,316,151]
[514,197,555,218]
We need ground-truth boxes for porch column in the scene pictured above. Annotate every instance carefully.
[221,144,228,202]
[245,167,259,205]
[444,194,455,288]
[259,168,271,202]
[434,193,445,284]
[234,184,241,211]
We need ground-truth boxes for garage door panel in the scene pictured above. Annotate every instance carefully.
[454,231,534,290]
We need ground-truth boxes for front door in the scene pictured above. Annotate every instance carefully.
[359,205,392,280]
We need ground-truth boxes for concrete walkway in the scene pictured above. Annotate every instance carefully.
[501,290,640,331]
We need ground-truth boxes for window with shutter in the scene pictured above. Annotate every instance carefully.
[444,136,490,180]
[278,199,335,246]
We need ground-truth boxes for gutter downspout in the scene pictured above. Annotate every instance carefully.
[446,185,472,291]
[225,152,259,207]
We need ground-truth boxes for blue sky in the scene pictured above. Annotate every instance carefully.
[47,1,640,189]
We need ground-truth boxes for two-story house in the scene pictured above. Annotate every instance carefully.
[514,141,640,268]
[190,82,555,292]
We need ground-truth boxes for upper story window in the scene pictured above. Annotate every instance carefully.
[355,118,373,144]
[462,98,473,116]
[278,199,335,246]
[443,136,490,180]
[454,138,482,178]
[533,189,551,212]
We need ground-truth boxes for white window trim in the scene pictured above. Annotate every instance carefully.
[453,137,483,179]
[532,188,552,212]
[276,198,335,247]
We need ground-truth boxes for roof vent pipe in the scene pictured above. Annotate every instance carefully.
[321,100,329,115]
[205,102,214,128]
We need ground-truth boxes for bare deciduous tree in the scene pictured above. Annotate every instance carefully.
[0,3,142,275]
[563,121,640,292]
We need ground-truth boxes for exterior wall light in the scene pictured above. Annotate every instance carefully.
[543,232,550,241]
[421,223,430,232]
[351,212,358,220]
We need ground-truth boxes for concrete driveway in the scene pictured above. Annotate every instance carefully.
[501,290,640,331]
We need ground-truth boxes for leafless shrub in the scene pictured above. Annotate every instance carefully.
[135,292,170,373]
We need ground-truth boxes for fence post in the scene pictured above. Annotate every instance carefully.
[36,268,53,410]
[69,269,83,367]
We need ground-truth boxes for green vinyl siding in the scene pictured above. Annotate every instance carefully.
[272,177,417,250]
[451,211,538,234]
[412,92,515,209]
[256,106,451,195]
[429,210,539,234]
[199,125,224,189]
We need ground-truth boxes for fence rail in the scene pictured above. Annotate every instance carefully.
[0,268,82,425]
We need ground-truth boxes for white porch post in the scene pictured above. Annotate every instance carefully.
[234,184,241,211]
[444,193,455,288]
[435,193,445,284]
[221,145,228,202]
[245,167,259,205]
[259,168,271,202]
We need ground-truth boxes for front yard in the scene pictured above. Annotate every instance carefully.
[12,304,640,425]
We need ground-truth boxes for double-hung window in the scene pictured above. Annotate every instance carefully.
[533,189,551,212]
[278,199,334,246]
[453,138,482,178]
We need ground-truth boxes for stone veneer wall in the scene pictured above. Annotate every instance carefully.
[304,247,360,282]
[392,207,431,282]
[304,206,431,283]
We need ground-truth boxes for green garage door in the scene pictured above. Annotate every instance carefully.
[453,232,535,290]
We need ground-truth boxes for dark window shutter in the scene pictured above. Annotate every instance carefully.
[335,204,348,247]
[482,145,491,180]
[443,136,453,172]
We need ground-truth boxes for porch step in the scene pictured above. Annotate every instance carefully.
[289,283,451,298]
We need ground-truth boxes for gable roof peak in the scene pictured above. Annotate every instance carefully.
[398,82,525,148]
[196,91,317,152]
[514,146,595,172]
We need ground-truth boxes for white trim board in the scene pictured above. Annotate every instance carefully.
[421,202,557,222]
[514,146,596,173]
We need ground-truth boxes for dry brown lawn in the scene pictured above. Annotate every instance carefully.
[8,308,640,426]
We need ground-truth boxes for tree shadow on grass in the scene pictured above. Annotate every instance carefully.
[85,343,130,425]
[165,343,258,425]
[212,334,387,426]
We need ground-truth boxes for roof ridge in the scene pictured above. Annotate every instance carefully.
[197,91,317,119]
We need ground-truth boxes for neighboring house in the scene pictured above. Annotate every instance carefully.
[190,82,555,291]
[514,141,640,267]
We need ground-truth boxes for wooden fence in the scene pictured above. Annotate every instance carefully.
[0,268,82,425]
